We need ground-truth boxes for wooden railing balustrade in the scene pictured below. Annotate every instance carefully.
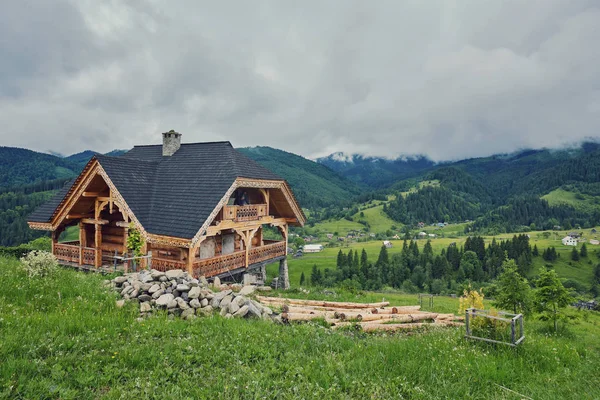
[151,258,188,272]
[222,204,267,222]
[248,241,286,265]
[54,242,96,265]
[193,251,246,278]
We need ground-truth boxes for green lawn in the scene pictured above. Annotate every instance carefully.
[542,188,600,213]
[352,204,398,233]
[1,256,599,399]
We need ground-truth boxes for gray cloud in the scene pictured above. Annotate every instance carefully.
[1,0,599,161]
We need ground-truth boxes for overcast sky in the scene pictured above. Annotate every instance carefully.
[1,1,599,161]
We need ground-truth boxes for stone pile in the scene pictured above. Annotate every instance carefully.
[108,269,277,321]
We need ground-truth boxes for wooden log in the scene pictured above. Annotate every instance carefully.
[281,313,339,324]
[368,306,421,314]
[256,296,390,309]
[336,312,438,322]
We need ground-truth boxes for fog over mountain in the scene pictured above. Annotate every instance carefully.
[1,1,599,160]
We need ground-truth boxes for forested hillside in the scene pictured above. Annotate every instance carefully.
[239,147,362,209]
[0,147,80,187]
[380,142,600,232]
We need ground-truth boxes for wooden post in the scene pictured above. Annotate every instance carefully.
[187,247,194,275]
[51,231,57,256]
[244,231,250,268]
[95,224,102,268]
[79,222,84,265]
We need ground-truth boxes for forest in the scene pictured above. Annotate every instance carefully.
[309,235,535,294]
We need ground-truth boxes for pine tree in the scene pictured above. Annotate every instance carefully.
[494,260,532,314]
[571,247,580,261]
[532,244,539,257]
[299,271,306,286]
[580,243,587,258]
[534,268,573,332]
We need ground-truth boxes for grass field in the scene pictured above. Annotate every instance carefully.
[1,256,599,399]
[542,188,600,213]
[270,228,600,290]
[352,204,398,233]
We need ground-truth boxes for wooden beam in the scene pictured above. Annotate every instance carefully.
[206,216,289,236]
[97,196,112,202]
[66,213,93,220]
[115,221,130,228]
[81,218,109,225]
[82,192,102,197]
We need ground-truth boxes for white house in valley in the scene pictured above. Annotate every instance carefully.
[303,244,324,253]
[562,236,578,246]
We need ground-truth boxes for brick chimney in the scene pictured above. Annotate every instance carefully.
[162,130,182,156]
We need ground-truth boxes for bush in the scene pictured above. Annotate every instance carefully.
[20,250,59,278]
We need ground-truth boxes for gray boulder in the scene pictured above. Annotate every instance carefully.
[220,295,233,309]
[115,299,125,308]
[189,298,201,309]
[200,298,209,308]
[233,305,249,318]
[151,289,165,299]
[114,276,128,284]
[181,308,195,319]
[148,284,161,294]
[176,284,190,292]
[228,301,240,314]
[220,307,228,317]
[165,269,184,279]
[188,286,201,299]
[176,297,190,310]
[151,270,165,280]
[196,306,213,316]
[239,285,256,296]
[155,293,175,307]
[140,302,152,313]
[138,294,152,303]
[167,299,178,309]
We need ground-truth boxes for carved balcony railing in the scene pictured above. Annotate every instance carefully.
[222,204,267,222]
[193,251,246,278]
[248,241,286,265]
[152,258,188,272]
[54,242,96,266]
[82,248,97,265]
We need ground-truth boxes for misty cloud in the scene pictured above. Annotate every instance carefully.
[1,0,599,160]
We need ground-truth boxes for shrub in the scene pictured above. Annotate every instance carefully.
[458,285,484,314]
[20,250,59,278]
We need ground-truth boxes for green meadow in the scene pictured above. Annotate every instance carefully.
[1,256,599,399]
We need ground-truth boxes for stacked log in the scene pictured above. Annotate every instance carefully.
[257,296,464,333]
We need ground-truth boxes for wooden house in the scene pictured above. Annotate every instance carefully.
[27,131,305,286]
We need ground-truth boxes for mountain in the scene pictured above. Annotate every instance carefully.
[316,153,436,188]
[0,147,81,188]
[382,142,600,231]
[65,149,128,167]
[239,146,362,209]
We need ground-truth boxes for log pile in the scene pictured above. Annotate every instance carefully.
[256,296,464,332]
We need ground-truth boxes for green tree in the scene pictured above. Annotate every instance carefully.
[580,243,587,258]
[532,244,539,257]
[534,268,573,332]
[299,271,305,286]
[494,260,532,314]
[310,265,323,286]
[571,247,580,261]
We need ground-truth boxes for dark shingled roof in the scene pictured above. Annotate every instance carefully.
[28,181,74,223]
[28,141,285,239]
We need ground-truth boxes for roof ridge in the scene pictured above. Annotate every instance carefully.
[132,141,233,148]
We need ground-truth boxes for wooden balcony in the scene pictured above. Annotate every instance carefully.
[54,242,97,266]
[192,240,286,278]
[222,204,267,222]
